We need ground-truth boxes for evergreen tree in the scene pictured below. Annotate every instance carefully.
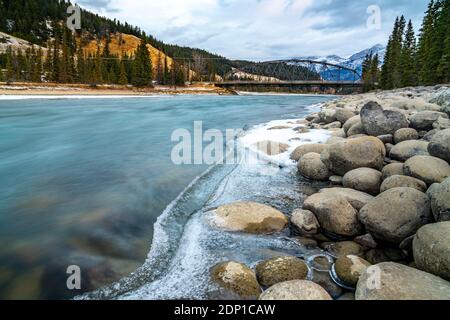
[131,38,152,87]
[118,60,128,85]
[435,0,450,83]
[401,20,417,87]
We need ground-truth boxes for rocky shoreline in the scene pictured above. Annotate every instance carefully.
[209,85,450,300]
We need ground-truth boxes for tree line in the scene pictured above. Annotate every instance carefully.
[362,0,450,91]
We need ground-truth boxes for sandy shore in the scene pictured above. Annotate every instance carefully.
[0,82,231,97]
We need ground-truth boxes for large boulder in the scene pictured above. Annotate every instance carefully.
[428,129,450,163]
[211,261,261,299]
[433,116,450,130]
[290,144,326,161]
[394,128,419,144]
[256,257,309,287]
[358,187,432,244]
[410,111,449,131]
[413,222,450,281]
[259,280,332,300]
[290,209,320,236]
[360,101,408,136]
[317,188,373,211]
[323,241,365,258]
[335,255,371,287]
[342,168,382,196]
[381,163,404,180]
[303,193,363,237]
[389,140,429,162]
[380,175,427,193]
[211,202,288,234]
[321,136,386,176]
[347,121,366,137]
[356,262,450,300]
[404,155,450,185]
[298,153,331,181]
[427,178,450,222]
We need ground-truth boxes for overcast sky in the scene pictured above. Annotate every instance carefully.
[74,0,429,61]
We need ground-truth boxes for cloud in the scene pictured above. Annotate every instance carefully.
[74,0,430,60]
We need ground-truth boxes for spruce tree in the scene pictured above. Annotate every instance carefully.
[417,0,438,85]
[131,38,152,87]
[435,0,450,83]
[401,20,417,87]
[381,17,400,89]
[118,60,128,85]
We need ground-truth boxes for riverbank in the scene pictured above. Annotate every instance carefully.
[0,82,231,96]
[205,84,450,300]
[79,85,450,301]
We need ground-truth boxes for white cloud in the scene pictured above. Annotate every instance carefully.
[74,0,427,60]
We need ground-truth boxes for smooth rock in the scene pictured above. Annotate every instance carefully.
[256,257,309,287]
[404,155,450,185]
[394,128,419,144]
[343,115,361,134]
[360,101,408,136]
[381,163,404,180]
[335,255,371,286]
[347,121,365,137]
[211,202,288,234]
[319,109,337,124]
[318,188,373,211]
[433,116,450,130]
[323,121,342,129]
[390,140,429,162]
[329,175,343,185]
[423,129,438,141]
[428,129,450,163]
[211,261,261,299]
[321,136,386,176]
[336,108,356,124]
[377,134,393,144]
[298,153,331,181]
[290,144,326,161]
[410,111,449,131]
[303,194,363,237]
[259,280,332,300]
[413,222,450,280]
[359,187,432,244]
[380,175,427,193]
[427,178,450,222]
[385,143,394,155]
[342,168,382,196]
[290,209,320,236]
[356,262,450,300]
[311,270,343,299]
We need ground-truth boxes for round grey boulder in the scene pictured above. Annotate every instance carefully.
[356,262,450,300]
[343,168,382,196]
[428,129,450,163]
[360,101,408,136]
[290,143,326,161]
[427,177,450,222]
[358,187,432,244]
[390,140,429,162]
[347,121,366,137]
[381,163,405,180]
[336,108,356,124]
[394,128,419,144]
[410,111,449,131]
[303,193,363,237]
[321,136,386,176]
[380,175,427,193]
[404,155,450,185]
[413,222,450,281]
[298,153,332,181]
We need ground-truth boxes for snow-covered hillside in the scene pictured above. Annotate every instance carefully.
[288,44,386,81]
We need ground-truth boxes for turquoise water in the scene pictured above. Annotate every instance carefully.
[0,94,334,299]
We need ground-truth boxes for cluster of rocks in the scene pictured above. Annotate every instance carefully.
[209,86,450,300]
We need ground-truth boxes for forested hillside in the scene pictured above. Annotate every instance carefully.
[362,0,449,91]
